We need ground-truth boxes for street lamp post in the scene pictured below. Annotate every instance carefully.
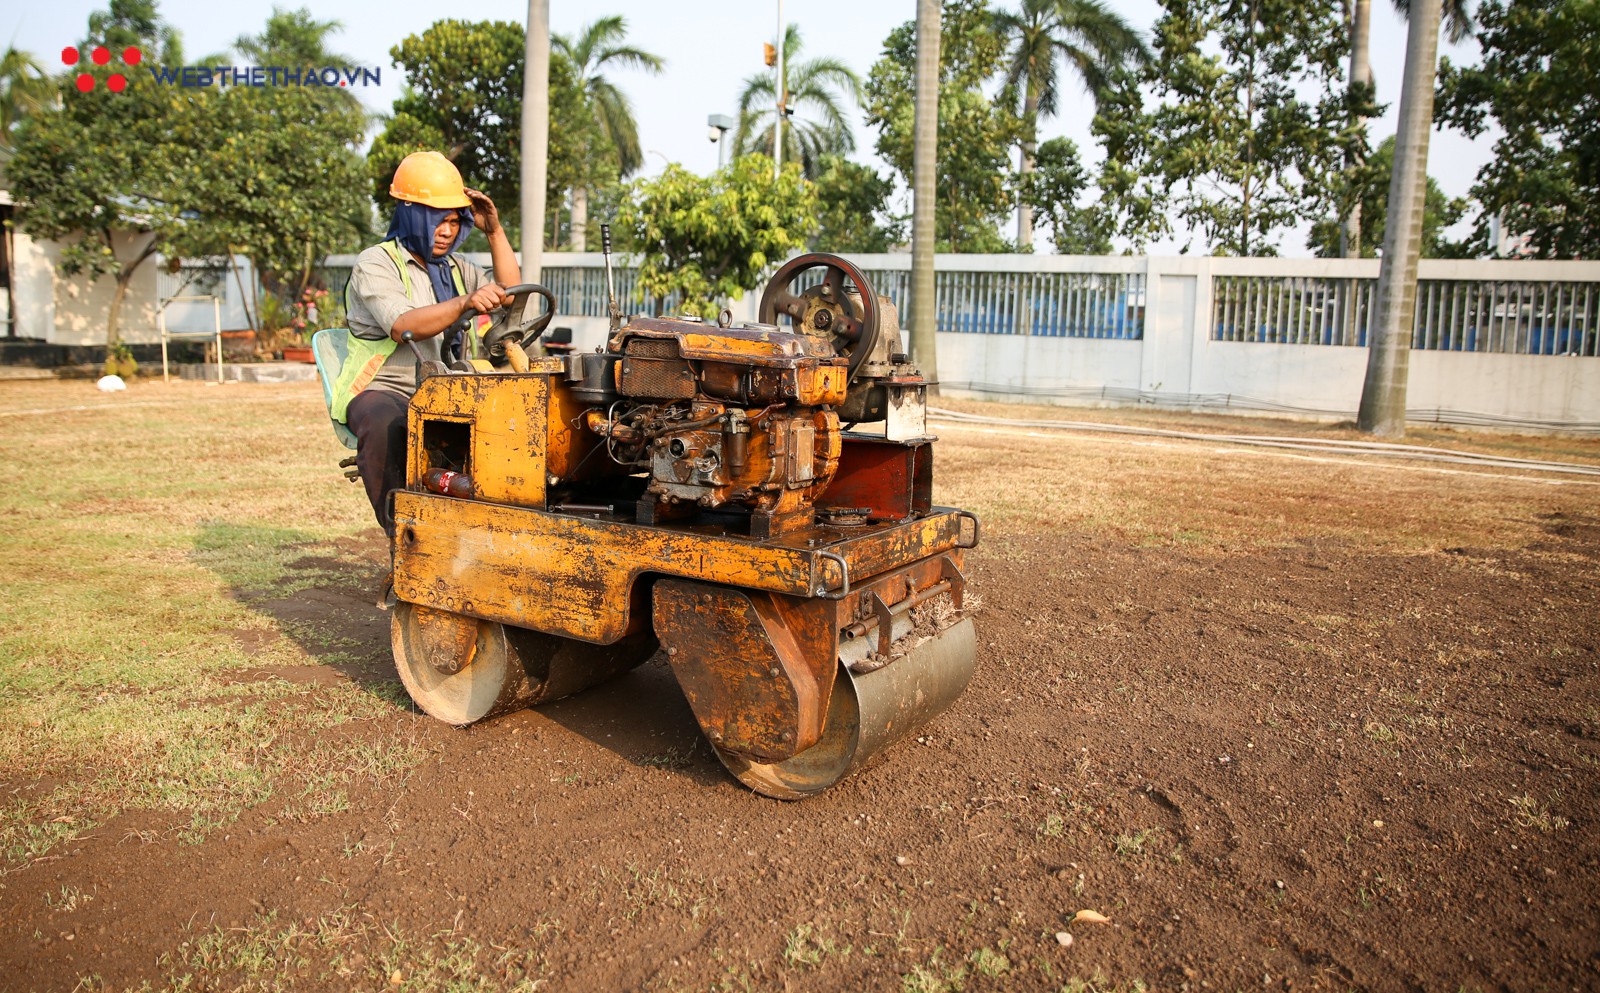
[773,0,784,178]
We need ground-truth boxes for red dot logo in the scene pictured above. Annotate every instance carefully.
[64,42,143,94]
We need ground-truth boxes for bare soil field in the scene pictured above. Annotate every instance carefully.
[1,380,1597,992]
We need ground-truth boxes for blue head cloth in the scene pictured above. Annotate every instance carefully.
[385,200,474,305]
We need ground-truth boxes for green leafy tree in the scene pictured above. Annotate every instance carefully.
[12,2,372,349]
[992,0,1149,249]
[372,19,595,248]
[176,84,369,323]
[1436,0,1599,258]
[207,7,369,327]
[7,5,188,347]
[1310,135,1467,258]
[371,21,525,219]
[0,48,53,158]
[553,16,663,251]
[734,25,864,180]
[810,154,902,253]
[90,0,183,63]
[867,0,1023,253]
[1022,137,1112,254]
[1094,0,1356,255]
[617,154,817,317]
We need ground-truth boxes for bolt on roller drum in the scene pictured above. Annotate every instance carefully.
[392,602,657,725]
[713,613,977,800]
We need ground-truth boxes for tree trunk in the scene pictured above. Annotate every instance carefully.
[1357,0,1441,437]
[1017,84,1039,251]
[297,241,315,298]
[1342,0,1373,258]
[248,256,263,342]
[571,186,589,252]
[107,272,130,349]
[521,0,550,283]
[910,0,941,395]
[1240,13,1258,256]
[100,231,164,354]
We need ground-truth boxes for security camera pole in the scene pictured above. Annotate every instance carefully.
[708,114,735,170]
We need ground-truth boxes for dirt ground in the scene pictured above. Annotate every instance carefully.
[2,391,1599,992]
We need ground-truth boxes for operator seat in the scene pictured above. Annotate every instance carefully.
[311,328,360,450]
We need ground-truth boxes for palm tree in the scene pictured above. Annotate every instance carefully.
[1393,0,1475,43]
[1358,0,1445,436]
[1342,0,1473,255]
[0,48,52,157]
[233,9,362,114]
[553,16,663,251]
[235,9,354,66]
[993,0,1149,250]
[733,25,862,180]
[910,0,940,392]
[523,0,550,277]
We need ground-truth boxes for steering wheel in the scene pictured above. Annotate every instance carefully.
[481,283,556,361]
[757,254,881,384]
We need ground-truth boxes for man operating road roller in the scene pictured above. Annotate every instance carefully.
[337,150,521,535]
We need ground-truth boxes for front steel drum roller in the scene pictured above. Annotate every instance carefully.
[711,614,978,799]
[392,601,657,725]
[758,253,883,384]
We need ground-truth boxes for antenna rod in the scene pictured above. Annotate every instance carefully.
[601,223,622,332]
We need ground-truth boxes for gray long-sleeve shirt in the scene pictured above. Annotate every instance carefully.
[346,244,488,397]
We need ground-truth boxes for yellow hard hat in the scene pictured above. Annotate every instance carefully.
[389,151,472,209]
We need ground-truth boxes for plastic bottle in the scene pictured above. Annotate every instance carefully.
[423,469,475,498]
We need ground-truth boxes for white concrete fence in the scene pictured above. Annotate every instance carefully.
[322,252,1600,431]
[25,237,1595,431]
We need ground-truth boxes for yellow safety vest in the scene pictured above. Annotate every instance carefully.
[329,240,490,422]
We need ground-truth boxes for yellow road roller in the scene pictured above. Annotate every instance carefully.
[384,248,978,798]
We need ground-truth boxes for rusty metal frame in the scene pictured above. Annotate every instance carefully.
[392,492,969,645]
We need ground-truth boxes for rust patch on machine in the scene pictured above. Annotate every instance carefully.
[654,579,840,762]
[821,437,934,522]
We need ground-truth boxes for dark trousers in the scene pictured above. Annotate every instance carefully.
[347,389,410,536]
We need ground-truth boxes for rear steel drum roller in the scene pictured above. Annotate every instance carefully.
[392,601,657,725]
[712,615,977,799]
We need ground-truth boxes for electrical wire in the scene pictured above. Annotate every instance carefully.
[937,381,1600,436]
[927,407,1600,478]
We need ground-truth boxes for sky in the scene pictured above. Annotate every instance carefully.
[8,0,1492,255]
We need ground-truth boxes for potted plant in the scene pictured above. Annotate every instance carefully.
[254,293,292,360]
[281,287,335,362]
